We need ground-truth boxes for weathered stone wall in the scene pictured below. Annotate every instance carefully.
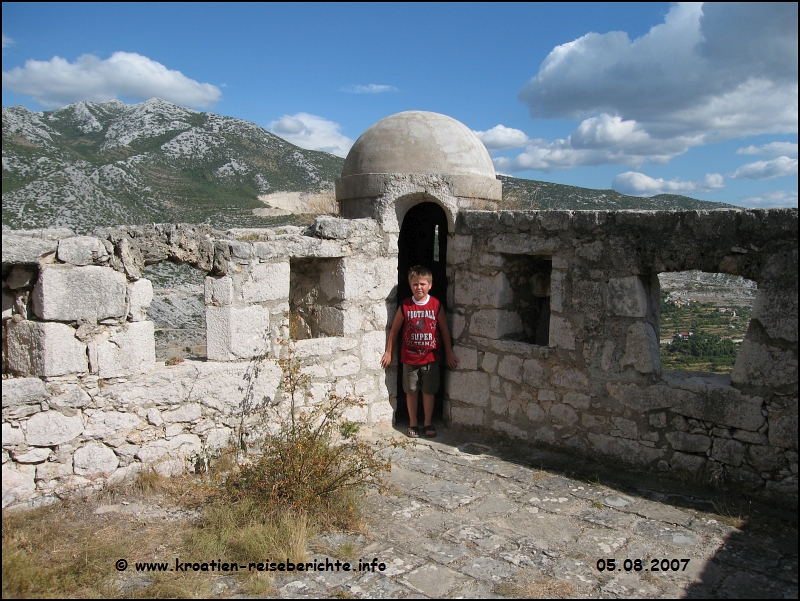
[2,219,398,507]
[446,209,798,504]
[3,208,797,508]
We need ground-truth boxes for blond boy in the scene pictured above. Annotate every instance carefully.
[381,266,459,437]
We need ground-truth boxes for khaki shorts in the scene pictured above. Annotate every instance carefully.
[402,362,440,395]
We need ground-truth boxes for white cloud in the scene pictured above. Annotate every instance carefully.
[473,125,530,152]
[730,157,798,180]
[738,190,798,208]
[2,33,12,50]
[340,84,398,94]
[2,51,221,109]
[268,112,353,157]
[736,142,798,158]
[514,3,797,169]
[612,171,725,196]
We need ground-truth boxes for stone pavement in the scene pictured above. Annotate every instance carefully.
[269,425,798,599]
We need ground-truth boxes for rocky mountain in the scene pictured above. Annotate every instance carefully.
[3,99,733,234]
[2,99,342,233]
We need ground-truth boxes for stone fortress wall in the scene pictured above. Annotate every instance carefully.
[2,110,797,509]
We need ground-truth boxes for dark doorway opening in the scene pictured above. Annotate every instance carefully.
[395,201,449,425]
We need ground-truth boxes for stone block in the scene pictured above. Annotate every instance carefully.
[318,306,363,336]
[33,264,127,322]
[447,371,490,407]
[88,321,155,378]
[450,406,485,426]
[162,403,203,423]
[588,433,665,465]
[665,432,711,453]
[360,330,387,368]
[2,423,25,447]
[331,356,361,376]
[481,351,497,373]
[454,272,513,307]
[670,452,707,474]
[2,235,58,265]
[751,287,798,342]
[7,320,88,377]
[339,257,396,300]
[2,463,36,508]
[2,288,13,320]
[607,276,648,317]
[294,336,358,358]
[2,377,50,420]
[527,403,545,421]
[204,275,233,306]
[25,410,84,446]
[562,392,590,409]
[550,367,588,389]
[206,305,270,361]
[550,403,578,425]
[241,262,290,303]
[369,400,394,424]
[671,386,764,431]
[607,382,694,411]
[748,446,786,471]
[548,315,575,350]
[731,339,797,389]
[711,438,745,466]
[620,322,660,373]
[13,447,51,463]
[497,355,523,383]
[492,421,528,439]
[769,415,798,449]
[469,310,523,339]
[488,234,561,255]
[522,359,544,386]
[57,236,108,266]
[453,346,478,371]
[73,442,119,477]
[7,267,36,290]
[127,279,153,321]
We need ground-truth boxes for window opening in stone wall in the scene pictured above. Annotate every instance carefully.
[503,255,552,346]
[289,257,345,339]
[658,270,756,374]
[144,261,207,361]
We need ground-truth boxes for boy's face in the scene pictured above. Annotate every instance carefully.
[409,276,432,301]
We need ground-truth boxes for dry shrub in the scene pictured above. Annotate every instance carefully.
[225,338,402,527]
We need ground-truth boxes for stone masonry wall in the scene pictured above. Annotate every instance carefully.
[446,209,798,505]
[3,208,797,508]
[2,219,398,508]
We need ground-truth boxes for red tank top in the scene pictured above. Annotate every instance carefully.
[400,295,441,365]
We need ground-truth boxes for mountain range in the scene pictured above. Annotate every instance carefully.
[2,99,733,234]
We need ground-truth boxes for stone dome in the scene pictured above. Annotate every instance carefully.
[341,111,495,178]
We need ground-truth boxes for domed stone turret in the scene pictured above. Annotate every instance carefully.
[335,111,502,231]
[342,111,496,178]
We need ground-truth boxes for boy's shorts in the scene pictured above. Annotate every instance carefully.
[402,362,440,395]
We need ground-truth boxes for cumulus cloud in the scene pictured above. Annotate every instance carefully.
[512,3,797,169]
[2,51,221,108]
[612,171,725,196]
[340,84,398,94]
[473,125,530,152]
[729,157,798,180]
[738,190,798,208]
[736,142,798,158]
[269,112,354,157]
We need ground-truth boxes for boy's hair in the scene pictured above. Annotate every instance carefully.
[407,265,433,284]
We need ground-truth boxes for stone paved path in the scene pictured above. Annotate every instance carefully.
[269,425,798,599]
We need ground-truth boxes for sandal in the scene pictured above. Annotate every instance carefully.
[423,424,437,438]
[407,426,420,438]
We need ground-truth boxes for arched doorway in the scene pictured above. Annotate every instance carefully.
[395,201,449,424]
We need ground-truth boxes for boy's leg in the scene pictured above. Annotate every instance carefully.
[422,393,435,427]
[406,391,420,427]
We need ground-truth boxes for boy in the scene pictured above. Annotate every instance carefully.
[380,265,459,438]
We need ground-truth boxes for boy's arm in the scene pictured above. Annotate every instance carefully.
[437,306,460,369]
[380,307,405,368]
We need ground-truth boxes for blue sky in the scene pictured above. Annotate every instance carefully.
[2,2,797,207]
